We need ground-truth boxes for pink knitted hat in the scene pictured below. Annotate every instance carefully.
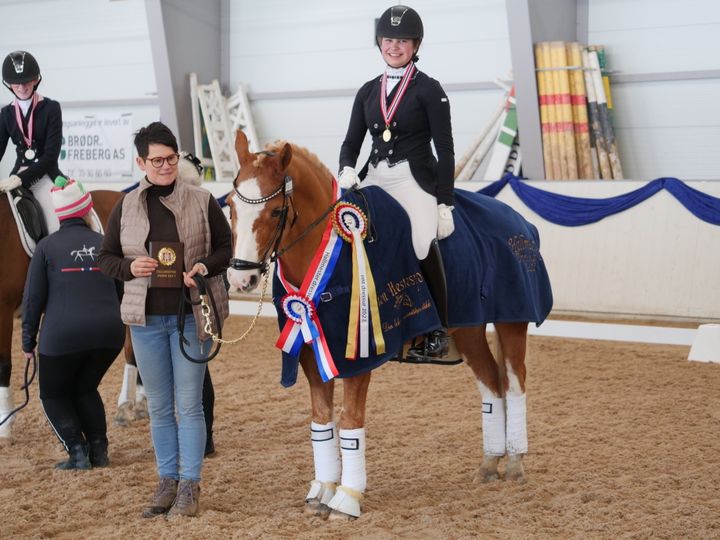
[51,176,93,220]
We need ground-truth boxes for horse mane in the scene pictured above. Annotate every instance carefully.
[263,140,335,182]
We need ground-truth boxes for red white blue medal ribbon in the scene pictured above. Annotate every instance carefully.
[13,93,38,159]
[275,179,343,382]
[332,203,386,359]
[380,62,416,140]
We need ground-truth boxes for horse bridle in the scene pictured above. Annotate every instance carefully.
[228,152,357,276]
[228,169,297,276]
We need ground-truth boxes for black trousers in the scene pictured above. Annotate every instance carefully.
[39,348,120,451]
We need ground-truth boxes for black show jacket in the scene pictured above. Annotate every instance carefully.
[339,70,455,206]
[0,97,64,187]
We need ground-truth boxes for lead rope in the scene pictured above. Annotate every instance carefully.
[199,268,272,344]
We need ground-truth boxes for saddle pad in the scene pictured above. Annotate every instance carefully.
[273,186,553,387]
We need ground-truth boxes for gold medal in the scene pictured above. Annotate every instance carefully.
[382,128,391,142]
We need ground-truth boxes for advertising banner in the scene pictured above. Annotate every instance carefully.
[60,112,134,180]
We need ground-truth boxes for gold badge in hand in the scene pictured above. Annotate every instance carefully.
[382,128,391,142]
[149,241,184,288]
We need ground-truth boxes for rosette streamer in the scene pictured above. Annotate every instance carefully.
[332,203,386,359]
[275,180,343,382]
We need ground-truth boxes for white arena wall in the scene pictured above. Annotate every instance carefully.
[477,180,720,321]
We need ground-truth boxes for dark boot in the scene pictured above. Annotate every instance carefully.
[203,369,216,457]
[407,239,450,359]
[89,438,110,468]
[55,443,92,470]
[142,477,178,518]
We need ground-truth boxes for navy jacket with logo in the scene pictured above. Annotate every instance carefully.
[22,218,125,355]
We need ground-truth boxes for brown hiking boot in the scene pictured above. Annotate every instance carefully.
[166,479,200,518]
[141,477,178,518]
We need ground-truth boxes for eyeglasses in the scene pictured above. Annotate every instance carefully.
[145,153,179,168]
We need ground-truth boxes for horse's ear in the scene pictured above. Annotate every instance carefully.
[235,129,252,166]
[278,143,292,171]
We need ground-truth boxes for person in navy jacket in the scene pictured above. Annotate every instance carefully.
[0,50,64,235]
[22,177,124,470]
[339,5,455,360]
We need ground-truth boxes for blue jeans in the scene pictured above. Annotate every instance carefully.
[130,314,208,481]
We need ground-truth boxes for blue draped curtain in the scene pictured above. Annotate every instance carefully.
[124,175,720,227]
[478,176,720,226]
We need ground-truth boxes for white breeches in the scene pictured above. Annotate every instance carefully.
[30,175,59,235]
[363,161,437,259]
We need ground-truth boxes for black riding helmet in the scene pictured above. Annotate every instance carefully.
[2,51,42,94]
[375,5,424,62]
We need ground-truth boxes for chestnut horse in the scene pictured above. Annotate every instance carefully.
[226,131,550,520]
[0,189,135,441]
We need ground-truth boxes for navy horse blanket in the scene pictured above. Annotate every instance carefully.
[273,186,553,387]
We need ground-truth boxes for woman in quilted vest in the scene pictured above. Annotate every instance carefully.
[98,121,231,519]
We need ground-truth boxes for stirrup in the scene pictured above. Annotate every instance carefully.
[407,330,449,359]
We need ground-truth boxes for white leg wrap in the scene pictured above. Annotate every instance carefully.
[339,428,366,492]
[481,395,506,456]
[506,393,528,455]
[310,421,341,484]
[117,364,138,406]
[0,387,15,436]
[135,383,146,400]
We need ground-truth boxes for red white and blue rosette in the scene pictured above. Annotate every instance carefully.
[275,179,343,382]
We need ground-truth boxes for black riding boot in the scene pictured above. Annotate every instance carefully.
[407,239,450,359]
[55,442,92,470]
[203,368,216,457]
[88,437,110,468]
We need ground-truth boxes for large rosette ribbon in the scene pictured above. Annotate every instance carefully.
[332,202,386,359]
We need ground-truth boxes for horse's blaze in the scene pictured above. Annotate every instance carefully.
[226,176,264,291]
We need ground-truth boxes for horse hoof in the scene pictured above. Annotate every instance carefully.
[304,499,320,515]
[505,469,527,484]
[316,503,331,519]
[505,456,527,484]
[473,468,500,483]
[328,509,357,521]
[304,500,331,519]
[133,397,149,420]
[114,402,134,427]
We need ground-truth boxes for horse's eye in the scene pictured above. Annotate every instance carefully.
[271,207,283,218]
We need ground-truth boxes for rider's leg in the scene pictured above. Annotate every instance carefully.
[29,175,58,235]
[407,239,450,359]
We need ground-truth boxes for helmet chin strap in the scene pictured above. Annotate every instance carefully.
[4,75,41,100]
